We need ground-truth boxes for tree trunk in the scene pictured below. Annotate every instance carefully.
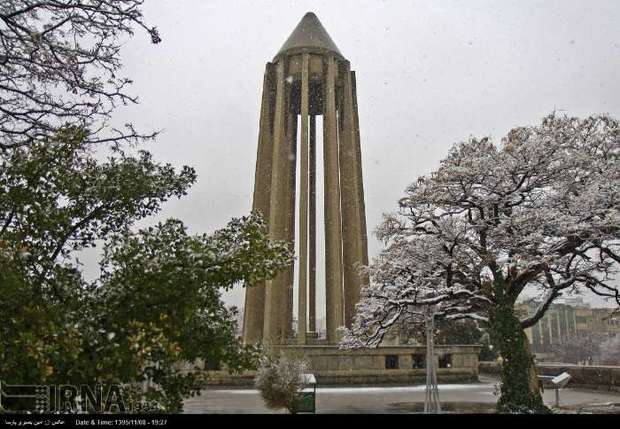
[523,337,543,395]
[489,297,549,414]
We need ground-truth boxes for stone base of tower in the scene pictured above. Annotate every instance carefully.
[202,345,481,386]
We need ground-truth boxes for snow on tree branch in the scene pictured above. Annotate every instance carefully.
[342,113,619,349]
[0,0,160,148]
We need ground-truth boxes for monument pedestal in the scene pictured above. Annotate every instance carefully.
[205,345,481,386]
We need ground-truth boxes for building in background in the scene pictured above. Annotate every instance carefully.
[518,298,620,362]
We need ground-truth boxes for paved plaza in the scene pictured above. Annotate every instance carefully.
[184,377,620,414]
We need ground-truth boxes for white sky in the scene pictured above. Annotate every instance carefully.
[80,0,620,313]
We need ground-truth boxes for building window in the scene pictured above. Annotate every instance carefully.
[439,354,452,368]
[412,354,426,369]
[385,355,399,369]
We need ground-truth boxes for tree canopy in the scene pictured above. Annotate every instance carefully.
[0,1,297,414]
[0,129,293,412]
[0,1,160,148]
[342,114,619,412]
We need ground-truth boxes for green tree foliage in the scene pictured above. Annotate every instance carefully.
[0,128,293,412]
[435,319,482,345]
[433,320,496,360]
[398,318,497,360]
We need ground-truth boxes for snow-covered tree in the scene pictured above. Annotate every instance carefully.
[255,354,309,414]
[342,114,619,413]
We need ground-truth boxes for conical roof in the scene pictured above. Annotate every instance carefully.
[276,12,343,58]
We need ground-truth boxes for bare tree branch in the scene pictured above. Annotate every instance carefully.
[0,0,160,147]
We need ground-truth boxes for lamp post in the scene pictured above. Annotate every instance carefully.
[424,305,441,413]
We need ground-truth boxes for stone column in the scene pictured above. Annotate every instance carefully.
[283,108,297,340]
[323,55,344,343]
[297,54,310,344]
[263,59,290,343]
[351,71,369,276]
[340,64,369,327]
[243,63,274,344]
[308,115,317,334]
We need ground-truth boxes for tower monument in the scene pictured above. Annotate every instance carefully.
[243,12,369,345]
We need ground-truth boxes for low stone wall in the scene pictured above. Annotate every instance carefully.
[479,361,620,392]
[205,345,481,386]
[204,369,479,386]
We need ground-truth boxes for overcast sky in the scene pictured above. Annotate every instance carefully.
[82,0,620,313]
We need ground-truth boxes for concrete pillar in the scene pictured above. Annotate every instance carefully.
[339,62,368,327]
[283,108,297,340]
[548,316,553,344]
[539,320,544,349]
[308,115,317,333]
[351,71,369,275]
[263,59,290,343]
[297,54,310,344]
[243,63,274,344]
[323,55,344,343]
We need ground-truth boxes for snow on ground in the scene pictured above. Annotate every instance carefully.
[209,383,494,395]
